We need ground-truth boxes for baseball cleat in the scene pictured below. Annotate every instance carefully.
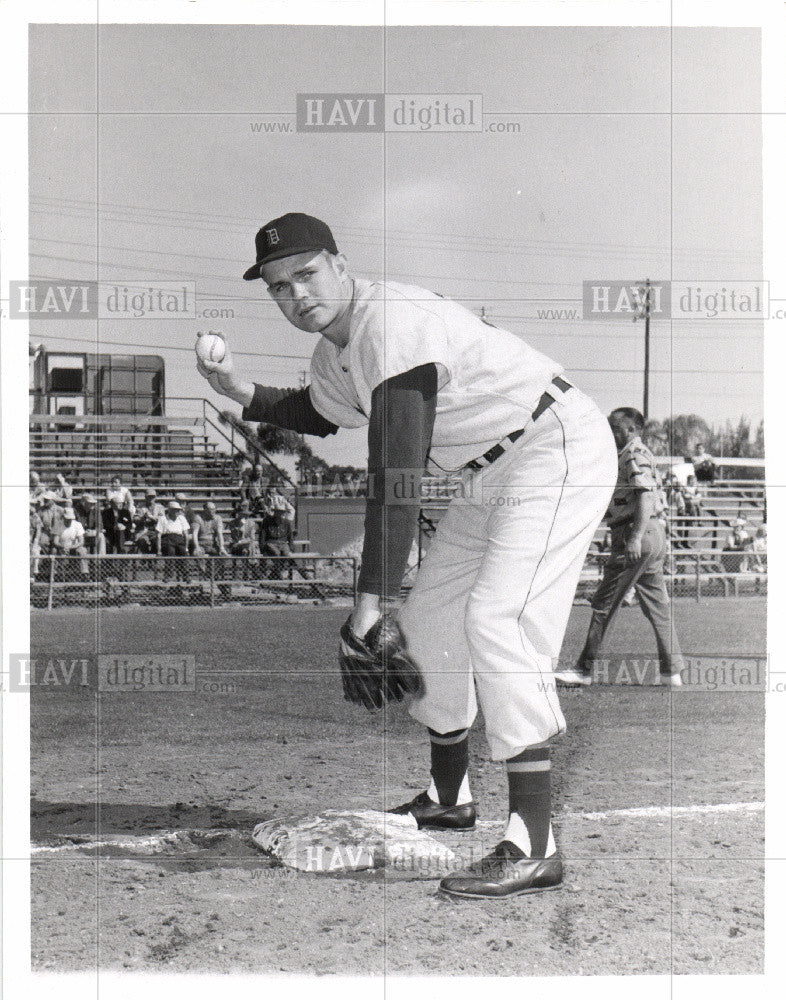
[661,672,684,687]
[439,840,563,899]
[388,790,477,830]
[554,667,592,687]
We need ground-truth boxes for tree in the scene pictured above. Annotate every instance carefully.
[661,414,711,459]
[255,422,302,455]
[643,418,667,455]
[754,420,765,458]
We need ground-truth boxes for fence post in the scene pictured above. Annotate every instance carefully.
[695,552,701,603]
[47,555,55,610]
[209,556,215,607]
[352,557,358,603]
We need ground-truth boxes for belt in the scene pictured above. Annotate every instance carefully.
[465,376,572,472]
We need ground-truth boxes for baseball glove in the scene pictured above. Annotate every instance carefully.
[338,614,423,711]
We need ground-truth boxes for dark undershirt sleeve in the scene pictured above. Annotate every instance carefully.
[242,384,339,437]
[358,363,438,600]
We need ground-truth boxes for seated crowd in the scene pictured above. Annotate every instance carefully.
[29,470,296,577]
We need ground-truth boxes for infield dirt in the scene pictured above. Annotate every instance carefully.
[30,599,765,975]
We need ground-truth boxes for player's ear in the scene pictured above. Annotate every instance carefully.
[331,252,349,279]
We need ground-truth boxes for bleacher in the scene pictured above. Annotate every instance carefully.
[29,410,766,608]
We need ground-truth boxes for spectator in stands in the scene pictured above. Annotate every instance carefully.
[267,485,295,523]
[102,496,133,554]
[248,464,264,505]
[133,489,165,554]
[155,501,192,592]
[691,442,716,484]
[682,474,701,515]
[73,492,107,556]
[54,472,73,503]
[37,492,66,557]
[30,470,45,502]
[174,492,201,554]
[199,502,229,556]
[238,455,255,501]
[721,517,753,574]
[105,476,136,516]
[30,500,44,577]
[751,523,767,573]
[228,499,260,556]
[155,501,191,557]
[57,506,90,578]
[260,491,295,579]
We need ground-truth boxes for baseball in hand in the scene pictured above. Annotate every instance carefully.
[195,332,226,364]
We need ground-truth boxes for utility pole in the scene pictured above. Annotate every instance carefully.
[297,369,307,486]
[633,279,652,420]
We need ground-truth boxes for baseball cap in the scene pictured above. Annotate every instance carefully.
[167,501,183,511]
[243,213,338,281]
[63,507,75,519]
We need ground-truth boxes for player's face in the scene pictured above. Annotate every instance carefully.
[262,251,350,333]
[608,415,634,451]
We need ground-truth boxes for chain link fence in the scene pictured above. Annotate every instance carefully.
[573,548,767,603]
[31,548,765,610]
[30,555,358,609]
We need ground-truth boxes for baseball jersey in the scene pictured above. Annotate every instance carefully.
[607,436,666,527]
[308,279,563,473]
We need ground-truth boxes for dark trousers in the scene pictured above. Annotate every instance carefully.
[578,519,684,676]
[160,535,190,581]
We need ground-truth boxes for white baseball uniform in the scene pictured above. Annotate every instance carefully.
[307,279,617,759]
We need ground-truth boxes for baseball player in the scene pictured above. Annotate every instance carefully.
[555,407,684,688]
[197,213,617,898]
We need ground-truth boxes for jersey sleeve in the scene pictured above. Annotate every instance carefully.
[242,383,339,437]
[623,443,659,491]
[357,364,438,600]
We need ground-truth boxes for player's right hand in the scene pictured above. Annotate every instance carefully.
[195,331,237,397]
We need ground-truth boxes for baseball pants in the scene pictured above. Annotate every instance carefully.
[400,388,617,760]
[577,518,684,676]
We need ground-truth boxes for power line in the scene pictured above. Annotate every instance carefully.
[29,194,756,259]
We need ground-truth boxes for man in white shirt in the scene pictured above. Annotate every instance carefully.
[57,506,89,577]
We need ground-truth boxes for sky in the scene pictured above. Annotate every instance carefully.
[28,23,763,466]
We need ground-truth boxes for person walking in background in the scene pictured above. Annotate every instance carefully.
[556,407,684,688]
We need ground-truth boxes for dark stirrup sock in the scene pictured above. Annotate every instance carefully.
[506,746,552,857]
[428,727,469,806]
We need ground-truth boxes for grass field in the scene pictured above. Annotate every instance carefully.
[30,598,765,975]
